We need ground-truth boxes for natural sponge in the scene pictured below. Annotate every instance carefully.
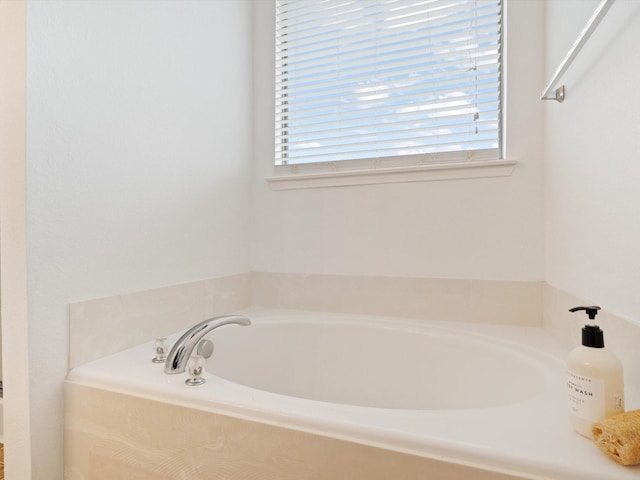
[592,410,640,466]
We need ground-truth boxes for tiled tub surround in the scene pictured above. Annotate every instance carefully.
[69,273,251,368]
[250,272,542,326]
[69,272,541,367]
[65,383,520,480]
[66,308,640,480]
[66,274,640,479]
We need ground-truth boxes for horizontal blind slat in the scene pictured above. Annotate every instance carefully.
[276,72,500,107]
[280,123,500,151]
[279,11,501,53]
[276,107,500,138]
[277,68,501,104]
[278,10,501,50]
[278,16,501,63]
[279,139,501,164]
[278,91,500,123]
[276,54,500,93]
[277,42,501,83]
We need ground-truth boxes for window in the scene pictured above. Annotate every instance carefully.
[274,0,503,172]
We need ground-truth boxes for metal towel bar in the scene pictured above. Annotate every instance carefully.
[541,0,616,102]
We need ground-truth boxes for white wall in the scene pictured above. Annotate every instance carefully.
[544,0,640,322]
[24,1,253,477]
[252,0,545,282]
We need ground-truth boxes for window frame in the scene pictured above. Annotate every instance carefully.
[268,0,514,190]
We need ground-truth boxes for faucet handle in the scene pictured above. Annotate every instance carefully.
[185,354,206,386]
[152,337,169,363]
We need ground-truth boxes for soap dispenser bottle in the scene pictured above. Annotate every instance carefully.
[567,306,624,438]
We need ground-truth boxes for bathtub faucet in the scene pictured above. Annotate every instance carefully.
[164,315,251,375]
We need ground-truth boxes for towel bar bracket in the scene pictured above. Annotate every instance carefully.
[542,85,565,103]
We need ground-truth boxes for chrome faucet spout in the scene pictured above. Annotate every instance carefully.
[164,315,251,374]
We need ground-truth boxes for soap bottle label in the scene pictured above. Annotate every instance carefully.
[567,370,605,421]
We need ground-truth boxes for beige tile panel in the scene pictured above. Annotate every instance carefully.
[69,272,541,370]
[69,273,251,368]
[64,382,524,480]
[251,272,542,326]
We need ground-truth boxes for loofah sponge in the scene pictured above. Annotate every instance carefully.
[592,410,640,466]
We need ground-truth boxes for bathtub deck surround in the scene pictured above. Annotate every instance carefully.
[65,308,640,480]
[250,272,542,326]
[68,272,542,369]
[67,275,640,410]
[66,274,640,478]
[69,273,251,368]
[65,382,520,480]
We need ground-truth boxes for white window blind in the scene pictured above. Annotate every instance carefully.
[274,0,502,167]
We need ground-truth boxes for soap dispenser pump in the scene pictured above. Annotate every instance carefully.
[567,306,624,438]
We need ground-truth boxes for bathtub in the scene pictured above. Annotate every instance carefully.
[65,308,638,480]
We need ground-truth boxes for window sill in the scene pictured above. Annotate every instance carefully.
[266,159,517,190]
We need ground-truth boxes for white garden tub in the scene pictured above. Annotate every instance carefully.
[65,308,639,480]
[205,315,546,410]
